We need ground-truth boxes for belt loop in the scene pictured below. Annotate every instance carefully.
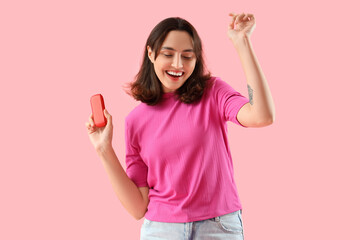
[215,216,220,222]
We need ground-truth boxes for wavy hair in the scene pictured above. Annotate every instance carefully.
[124,17,212,105]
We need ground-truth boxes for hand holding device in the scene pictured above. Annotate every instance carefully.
[90,94,107,128]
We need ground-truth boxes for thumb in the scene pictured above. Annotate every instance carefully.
[104,109,112,124]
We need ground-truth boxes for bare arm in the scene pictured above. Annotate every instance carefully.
[234,36,275,127]
[228,13,275,127]
[97,146,149,220]
[85,109,149,220]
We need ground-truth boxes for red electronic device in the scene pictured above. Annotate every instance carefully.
[90,94,107,127]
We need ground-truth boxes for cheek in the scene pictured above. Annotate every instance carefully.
[154,62,165,75]
[156,60,169,72]
[187,61,196,72]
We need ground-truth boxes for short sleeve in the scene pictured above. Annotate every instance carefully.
[125,119,149,187]
[213,78,250,127]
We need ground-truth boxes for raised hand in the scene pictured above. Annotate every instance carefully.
[227,12,256,42]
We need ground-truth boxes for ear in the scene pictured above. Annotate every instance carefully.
[147,46,154,63]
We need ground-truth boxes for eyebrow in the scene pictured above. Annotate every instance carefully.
[161,47,194,52]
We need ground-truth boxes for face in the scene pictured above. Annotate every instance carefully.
[147,30,196,93]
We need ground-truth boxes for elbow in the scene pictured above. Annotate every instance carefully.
[262,111,275,126]
[134,215,144,221]
[266,114,275,125]
[256,115,275,127]
[133,208,148,221]
[133,213,144,221]
[249,107,275,127]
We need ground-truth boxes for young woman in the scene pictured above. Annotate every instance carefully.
[86,13,275,240]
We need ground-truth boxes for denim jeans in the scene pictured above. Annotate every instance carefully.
[140,210,244,240]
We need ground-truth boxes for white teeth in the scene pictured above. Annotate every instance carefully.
[167,71,183,77]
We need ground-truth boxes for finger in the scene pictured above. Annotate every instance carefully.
[87,126,95,134]
[243,14,249,21]
[229,12,245,18]
[240,13,246,20]
[228,21,234,29]
[235,15,241,25]
[229,12,244,21]
[85,122,95,134]
[243,13,254,21]
[104,109,110,118]
[229,13,243,29]
[104,109,112,125]
[85,121,96,130]
[235,13,246,25]
[248,14,255,21]
[228,13,236,28]
[88,113,95,126]
[229,13,240,21]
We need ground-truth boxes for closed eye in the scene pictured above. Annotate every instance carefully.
[162,52,193,59]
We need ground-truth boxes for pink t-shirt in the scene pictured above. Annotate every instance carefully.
[125,76,249,222]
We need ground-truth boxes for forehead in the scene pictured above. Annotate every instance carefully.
[161,30,194,51]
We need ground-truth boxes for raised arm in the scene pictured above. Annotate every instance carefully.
[228,13,275,127]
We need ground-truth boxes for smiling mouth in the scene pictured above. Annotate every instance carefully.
[166,71,184,78]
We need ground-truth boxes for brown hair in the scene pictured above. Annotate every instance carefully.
[124,17,212,106]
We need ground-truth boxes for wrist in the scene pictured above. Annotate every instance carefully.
[96,143,114,156]
[232,34,250,48]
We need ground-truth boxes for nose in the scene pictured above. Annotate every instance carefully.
[171,53,183,68]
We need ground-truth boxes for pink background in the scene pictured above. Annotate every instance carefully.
[1,0,359,239]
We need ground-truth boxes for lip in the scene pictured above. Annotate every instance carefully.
[165,71,183,81]
[166,70,184,75]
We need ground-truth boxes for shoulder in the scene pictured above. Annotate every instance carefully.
[206,76,230,90]
[211,76,232,89]
[204,76,220,92]
[125,102,147,126]
[205,76,233,96]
